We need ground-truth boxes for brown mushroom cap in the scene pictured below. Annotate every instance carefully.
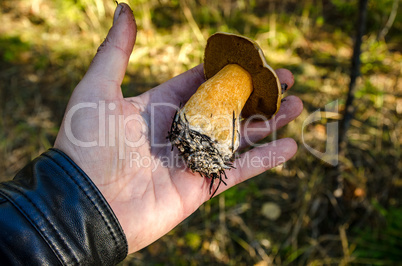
[204,32,282,119]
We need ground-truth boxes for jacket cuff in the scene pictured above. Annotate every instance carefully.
[0,148,128,265]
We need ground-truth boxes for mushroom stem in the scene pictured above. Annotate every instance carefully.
[169,32,283,197]
[180,64,253,156]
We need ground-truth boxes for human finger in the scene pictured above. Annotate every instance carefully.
[275,68,294,91]
[211,138,298,197]
[143,64,205,105]
[74,3,137,101]
[239,95,303,149]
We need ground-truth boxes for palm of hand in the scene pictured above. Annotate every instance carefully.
[55,65,225,252]
[54,3,302,254]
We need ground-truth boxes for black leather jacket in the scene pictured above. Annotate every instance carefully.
[0,149,128,265]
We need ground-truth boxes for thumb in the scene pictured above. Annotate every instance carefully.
[77,3,137,100]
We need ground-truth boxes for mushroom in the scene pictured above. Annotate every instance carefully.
[168,32,283,198]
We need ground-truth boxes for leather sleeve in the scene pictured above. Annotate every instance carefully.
[0,149,128,265]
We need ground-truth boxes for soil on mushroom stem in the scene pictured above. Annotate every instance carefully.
[168,111,235,198]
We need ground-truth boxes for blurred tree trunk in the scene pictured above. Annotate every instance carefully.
[336,0,369,198]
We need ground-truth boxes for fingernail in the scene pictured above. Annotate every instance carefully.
[113,4,123,25]
[281,83,288,94]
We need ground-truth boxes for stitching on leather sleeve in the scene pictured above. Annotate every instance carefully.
[43,151,128,257]
[0,184,71,265]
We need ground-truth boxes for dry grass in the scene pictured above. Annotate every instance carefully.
[1,0,401,264]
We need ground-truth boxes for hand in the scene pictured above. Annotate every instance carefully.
[54,3,303,254]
